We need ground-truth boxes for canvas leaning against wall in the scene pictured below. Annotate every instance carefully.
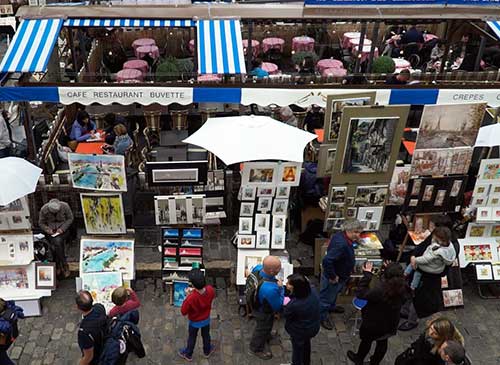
[69,153,127,192]
[80,193,126,235]
[81,271,123,313]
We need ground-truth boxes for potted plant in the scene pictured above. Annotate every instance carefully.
[291,51,319,67]
[372,56,396,74]
[156,57,180,82]
[176,58,194,80]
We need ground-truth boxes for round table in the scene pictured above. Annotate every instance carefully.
[189,39,195,54]
[261,62,279,75]
[349,38,372,48]
[353,45,379,63]
[292,36,315,53]
[242,39,260,58]
[135,45,160,60]
[123,59,149,74]
[117,68,144,82]
[262,38,285,53]
[317,59,343,72]
[322,67,347,77]
[197,74,222,82]
[342,32,361,48]
[393,58,411,70]
[132,38,156,50]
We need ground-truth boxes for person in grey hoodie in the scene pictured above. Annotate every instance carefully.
[405,226,456,290]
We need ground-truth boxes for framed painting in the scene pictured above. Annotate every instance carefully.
[476,207,493,222]
[415,103,485,150]
[411,147,473,177]
[255,214,270,231]
[241,162,277,185]
[0,267,29,290]
[69,153,127,192]
[0,234,34,266]
[256,231,270,249]
[239,217,253,234]
[329,186,347,204]
[356,206,383,231]
[80,193,126,235]
[466,223,491,238]
[477,158,500,182]
[277,162,301,186]
[442,289,464,308]
[354,185,388,207]
[155,196,175,225]
[387,165,411,206]
[323,92,376,143]
[145,161,208,186]
[81,271,123,312]
[271,229,286,249]
[272,215,286,231]
[257,197,272,213]
[332,105,409,185]
[240,202,255,217]
[80,238,135,280]
[272,199,288,215]
[256,187,275,197]
[458,238,497,268]
[317,145,336,178]
[240,186,256,201]
[173,281,189,307]
[475,263,494,281]
[236,249,269,285]
[35,262,56,290]
[0,197,31,231]
[276,186,291,199]
[408,215,432,245]
[473,183,490,197]
[237,234,256,249]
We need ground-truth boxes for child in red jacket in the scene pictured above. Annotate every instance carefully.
[178,269,216,362]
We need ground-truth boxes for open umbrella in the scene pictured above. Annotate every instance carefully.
[183,115,317,165]
[0,157,42,206]
[475,123,500,147]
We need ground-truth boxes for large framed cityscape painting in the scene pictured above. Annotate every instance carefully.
[69,153,127,192]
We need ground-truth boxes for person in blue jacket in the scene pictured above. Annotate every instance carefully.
[249,256,284,360]
[319,219,363,330]
[69,110,97,145]
[284,273,320,365]
[249,58,269,79]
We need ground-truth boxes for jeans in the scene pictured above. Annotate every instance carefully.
[291,336,311,365]
[249,310,274,353]
[46,232,69,274]
[356,338,388,365]
[185,324,211,357]
[404,265,422,290]
[319,273,347,321]
[0,349,14,365]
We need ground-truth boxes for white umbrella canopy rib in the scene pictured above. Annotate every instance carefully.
[0,157,42,206]
[183,115,317,165]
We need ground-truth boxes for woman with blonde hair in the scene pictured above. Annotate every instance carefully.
[103,123,132,156]
[395,316,463,365]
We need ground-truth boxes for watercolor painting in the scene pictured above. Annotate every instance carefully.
[173,281,189,307]
[69,153,127,192]
[0,268,29,290]
[81,272,123,313]
[80,239,134,280]
[80,193,126,235]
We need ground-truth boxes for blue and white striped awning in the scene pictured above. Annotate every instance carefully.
[0,18,63,73]
[197,20,246,75]
[487,21,500,40]
[63,18,195,28]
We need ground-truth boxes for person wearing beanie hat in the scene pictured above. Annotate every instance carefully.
[178,269,216,362]
[39,199,74,278]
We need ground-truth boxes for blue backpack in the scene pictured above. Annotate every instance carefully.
[0,301,24,346]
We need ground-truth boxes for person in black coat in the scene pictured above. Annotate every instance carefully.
[347,263,409,365]
[283,274,320,365]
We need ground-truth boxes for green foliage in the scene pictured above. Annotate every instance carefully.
[156,57,180,82]
[291,51,319,66]
[372,56,396,74]
[176,58,194,74]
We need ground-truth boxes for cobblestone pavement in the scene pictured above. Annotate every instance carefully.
[6,274,500,365]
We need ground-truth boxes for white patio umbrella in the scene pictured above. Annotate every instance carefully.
[183,115,317,165]
[474,123,500,147]
[0,157,42,206]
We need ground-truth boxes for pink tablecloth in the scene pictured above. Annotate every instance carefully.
[242,39,260,58]
[292,36,315,53]
[117,68,144,82]
[261,62,279,75]
[353,45,379,63]
[135,45,160,60]
[123,59,149,74]
[348,38,372,48]
[197,74,222,82]
[132,38,156,50]
[262,38,285,53]
[189,39,195,54]
[342,32,361,48]
[322,67,347,77]
[317,59,343,72]
[393,58,411,70]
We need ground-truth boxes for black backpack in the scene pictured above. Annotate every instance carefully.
[244,270,271,312]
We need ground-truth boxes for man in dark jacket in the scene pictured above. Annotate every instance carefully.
[319,219,363,330]
[76,291,107,365]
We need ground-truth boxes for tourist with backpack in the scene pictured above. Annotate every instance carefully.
[109,287,141,319]
[75,290,107,365]
[178,269,216,362]
[248,256,284,360]
[0,298,24,365]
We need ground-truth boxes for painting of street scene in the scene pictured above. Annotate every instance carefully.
[415,103,485,150]
[0,268,29,290]
[342,117,398,173]
[81,272,122,313]
[80,194,126,235]
[69,153,127,192]
[80,239,134,280]
[411,147,473,177]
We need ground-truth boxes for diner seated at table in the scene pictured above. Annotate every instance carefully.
[68,111,97,151]
[385,69,411,85]
[298,56,316,76]
[249,58,269,79]
[104,113,127,145]
[401,26,424,45]
[103,123,132,156]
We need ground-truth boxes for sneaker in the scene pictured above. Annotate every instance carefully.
[248,349,273,360]
[204,343,216,358]
[321,318,334,330]
[178,348,193,362]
